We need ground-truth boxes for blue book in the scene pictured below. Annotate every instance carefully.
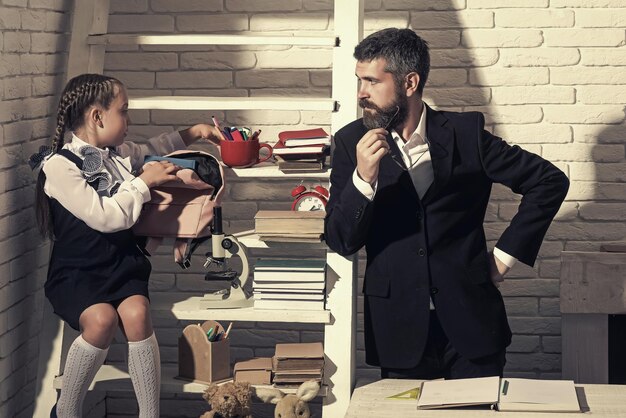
[143,155,197,170]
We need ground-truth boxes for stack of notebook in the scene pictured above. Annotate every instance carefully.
[272,342,324,387]
[253,259,326,311]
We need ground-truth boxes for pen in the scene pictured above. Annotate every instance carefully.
[229,127,245,142]
[250,129,261,140]
[222,128,234,141]
[224,322,233,339]
[206,327,214,341]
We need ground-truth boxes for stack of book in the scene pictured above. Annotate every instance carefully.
[233,357,273,385]
[272,342,324,387]
[273,128,331,173]
[254,210,325,242]
[253,259,326,311]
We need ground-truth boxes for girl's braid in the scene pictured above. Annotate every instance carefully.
[51,78,110,152]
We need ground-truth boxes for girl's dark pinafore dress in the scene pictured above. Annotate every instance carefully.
[44,150,151,330]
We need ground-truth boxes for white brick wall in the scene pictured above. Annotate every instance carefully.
[0,0,76,416]
[1,0,624,416]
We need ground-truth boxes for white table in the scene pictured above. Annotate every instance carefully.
[346,379,626,418]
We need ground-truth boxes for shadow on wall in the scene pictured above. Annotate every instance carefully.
[29,0,76,416]
[547,106,626,250]
[421,4,626,380]
[366,2,625,380]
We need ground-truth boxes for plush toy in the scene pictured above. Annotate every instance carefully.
[254,380,321,418]
[199,381,253,418]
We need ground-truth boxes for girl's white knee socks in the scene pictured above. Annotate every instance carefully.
[128,333,161,418]
[56,335,108,418]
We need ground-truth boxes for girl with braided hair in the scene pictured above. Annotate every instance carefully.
[31,73,222,418]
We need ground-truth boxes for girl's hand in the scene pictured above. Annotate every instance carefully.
[179,124,222,146]
[138,161,181,188]
[196,123,223,144]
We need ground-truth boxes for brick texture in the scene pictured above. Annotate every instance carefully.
[2,1,624,416]
[0,1,71,416]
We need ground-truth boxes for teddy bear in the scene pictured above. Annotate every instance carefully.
[199,381,253,418]
[254,380,321,418]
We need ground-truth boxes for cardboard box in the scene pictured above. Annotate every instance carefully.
[178,320,230,384]
[234,357,273,385]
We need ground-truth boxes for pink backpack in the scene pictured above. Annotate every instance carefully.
[132,150,225,268]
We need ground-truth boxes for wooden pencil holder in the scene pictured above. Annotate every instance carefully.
[178,320,230,384]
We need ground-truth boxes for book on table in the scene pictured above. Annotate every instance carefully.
[254,211,325,236]
[257,233,324,243]
[273,375,322,385]
[274,155,325,173]
[255,259,326,271]
[253,298,325,311]
[273,368,323,385]
[278,128,331,147]
[274,342,324,369]
[253,281,325,291]
[233,357,272,385]
[272,140,329,160]
[253,291,324,301]
[417,376,581,413]
[254,287,324,294]
[253,259,326,307]
[272,342,324,386]
[255,258,325,274]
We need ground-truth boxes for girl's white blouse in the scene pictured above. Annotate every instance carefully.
[42,132,186,233]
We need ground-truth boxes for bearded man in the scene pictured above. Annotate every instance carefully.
[324,28,569,380]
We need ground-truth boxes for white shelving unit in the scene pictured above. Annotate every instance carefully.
[128,96,336,112]
[34,2,363,417]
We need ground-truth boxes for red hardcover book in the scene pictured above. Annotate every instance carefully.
[278,128,331,147]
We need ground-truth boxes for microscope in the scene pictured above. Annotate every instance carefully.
[200,206,253,308]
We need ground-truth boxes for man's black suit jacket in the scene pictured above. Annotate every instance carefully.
[324,105,569,369]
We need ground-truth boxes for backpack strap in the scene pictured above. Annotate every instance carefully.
[174,237,210,269]
[56,149,83,169]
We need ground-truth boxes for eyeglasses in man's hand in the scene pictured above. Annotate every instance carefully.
[384,106,407,171]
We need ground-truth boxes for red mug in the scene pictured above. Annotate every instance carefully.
[218,138,273,168]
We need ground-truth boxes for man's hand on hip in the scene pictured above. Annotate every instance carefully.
[489,251,510,288]
[356,128,390,185]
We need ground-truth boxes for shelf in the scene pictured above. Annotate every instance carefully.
[228,162,330,179]
[88,34,338,47]
[128,96,337,111]
[54,365,328,396]
[151,292,332,324]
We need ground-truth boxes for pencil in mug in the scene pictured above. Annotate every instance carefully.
[211,115,227,141]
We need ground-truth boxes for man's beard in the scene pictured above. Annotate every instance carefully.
[360,94,408,130]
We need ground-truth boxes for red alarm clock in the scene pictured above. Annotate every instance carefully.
[291,184,329,211]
